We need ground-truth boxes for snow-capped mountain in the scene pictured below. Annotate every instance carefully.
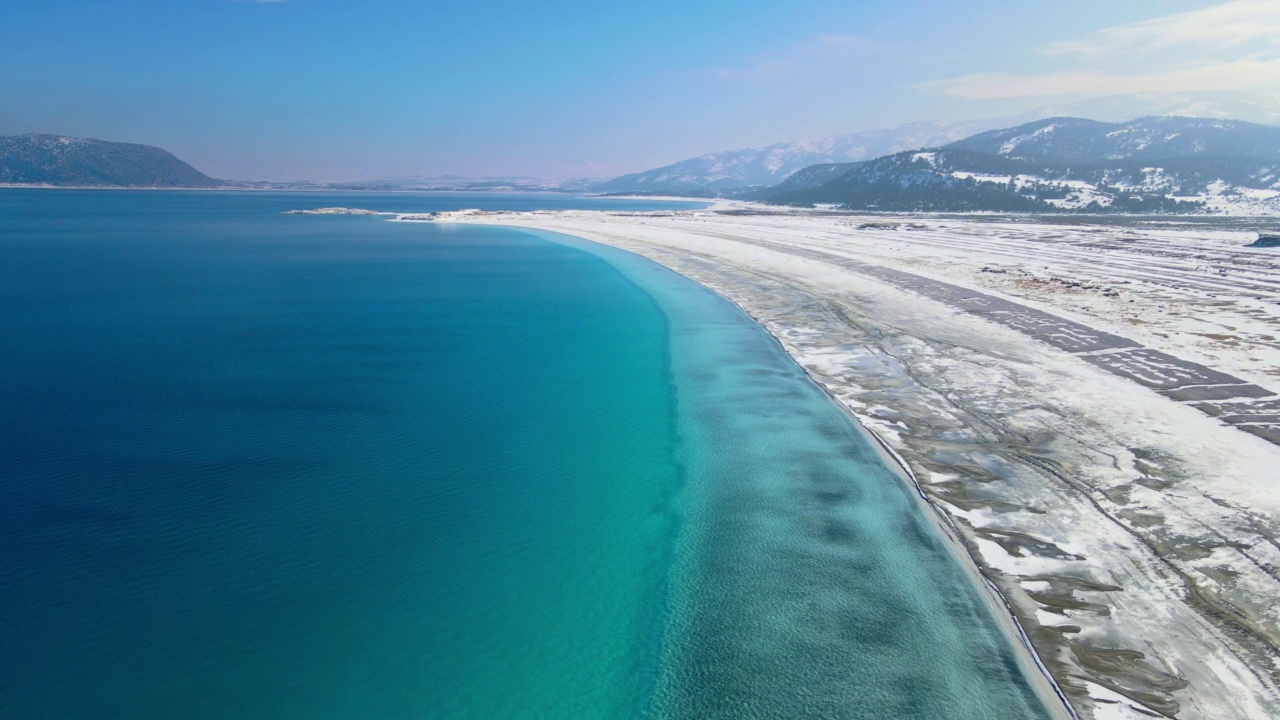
[596,92,1280,196]
[947,117,1280,164]
[765,117,1280,215]
[1030,91,1280,126]
[592,120,999,194]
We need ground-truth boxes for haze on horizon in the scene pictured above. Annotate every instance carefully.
[3,0,1277,182]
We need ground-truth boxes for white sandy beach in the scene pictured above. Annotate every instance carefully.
[418,204,1280,720]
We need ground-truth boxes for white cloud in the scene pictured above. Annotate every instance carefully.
[920,1,1280,100]
[921,56,1280,100]
[1044,0,1280,57]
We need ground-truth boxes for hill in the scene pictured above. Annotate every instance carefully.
[596,92,1280,197]
[0,134,219,188]
[763,117,1280,214]
[946,117,1280,164]
[592,120,996,195]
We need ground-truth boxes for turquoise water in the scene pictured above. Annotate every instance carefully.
[0,191,1049,718]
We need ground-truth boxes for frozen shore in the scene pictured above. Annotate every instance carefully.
[438,205,1280,719]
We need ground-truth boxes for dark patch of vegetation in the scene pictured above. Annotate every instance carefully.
[0,134,219,188]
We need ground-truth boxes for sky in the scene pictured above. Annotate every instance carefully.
[2,0,1278,181]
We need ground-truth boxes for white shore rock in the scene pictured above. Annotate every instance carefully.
[282,207,388,215]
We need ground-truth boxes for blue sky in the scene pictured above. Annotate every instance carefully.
[2,0,1275,180]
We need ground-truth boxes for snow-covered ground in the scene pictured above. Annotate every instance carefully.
[436,205,1280,719]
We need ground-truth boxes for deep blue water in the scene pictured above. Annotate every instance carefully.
[0,190,1050,718]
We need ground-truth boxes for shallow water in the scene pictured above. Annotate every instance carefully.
[0,191,1048,718]
[551,231,1051,719]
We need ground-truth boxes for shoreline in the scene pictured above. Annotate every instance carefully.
[434,207,1280,719]
[509,221,1079,720]
[817,370,1079,720]
[709,264,1081,720]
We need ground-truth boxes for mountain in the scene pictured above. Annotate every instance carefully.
[224,173,602,193]
[764,117,1280,215]
[767,162,861,193]
[946,117,1280,164]
[1030,91,1280,127]
[592,120,999,195]
[0,134,219,188]
[767,150,1048,212]
[238,175,595,192]
[597,92,1280,197]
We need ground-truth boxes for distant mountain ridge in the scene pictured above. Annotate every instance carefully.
[947,117,1280,164]
[0,134,218,188]
[763,116,1280,214]
[593,120,998,194]
[597,91,1280,196]
[237,175,599,193]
